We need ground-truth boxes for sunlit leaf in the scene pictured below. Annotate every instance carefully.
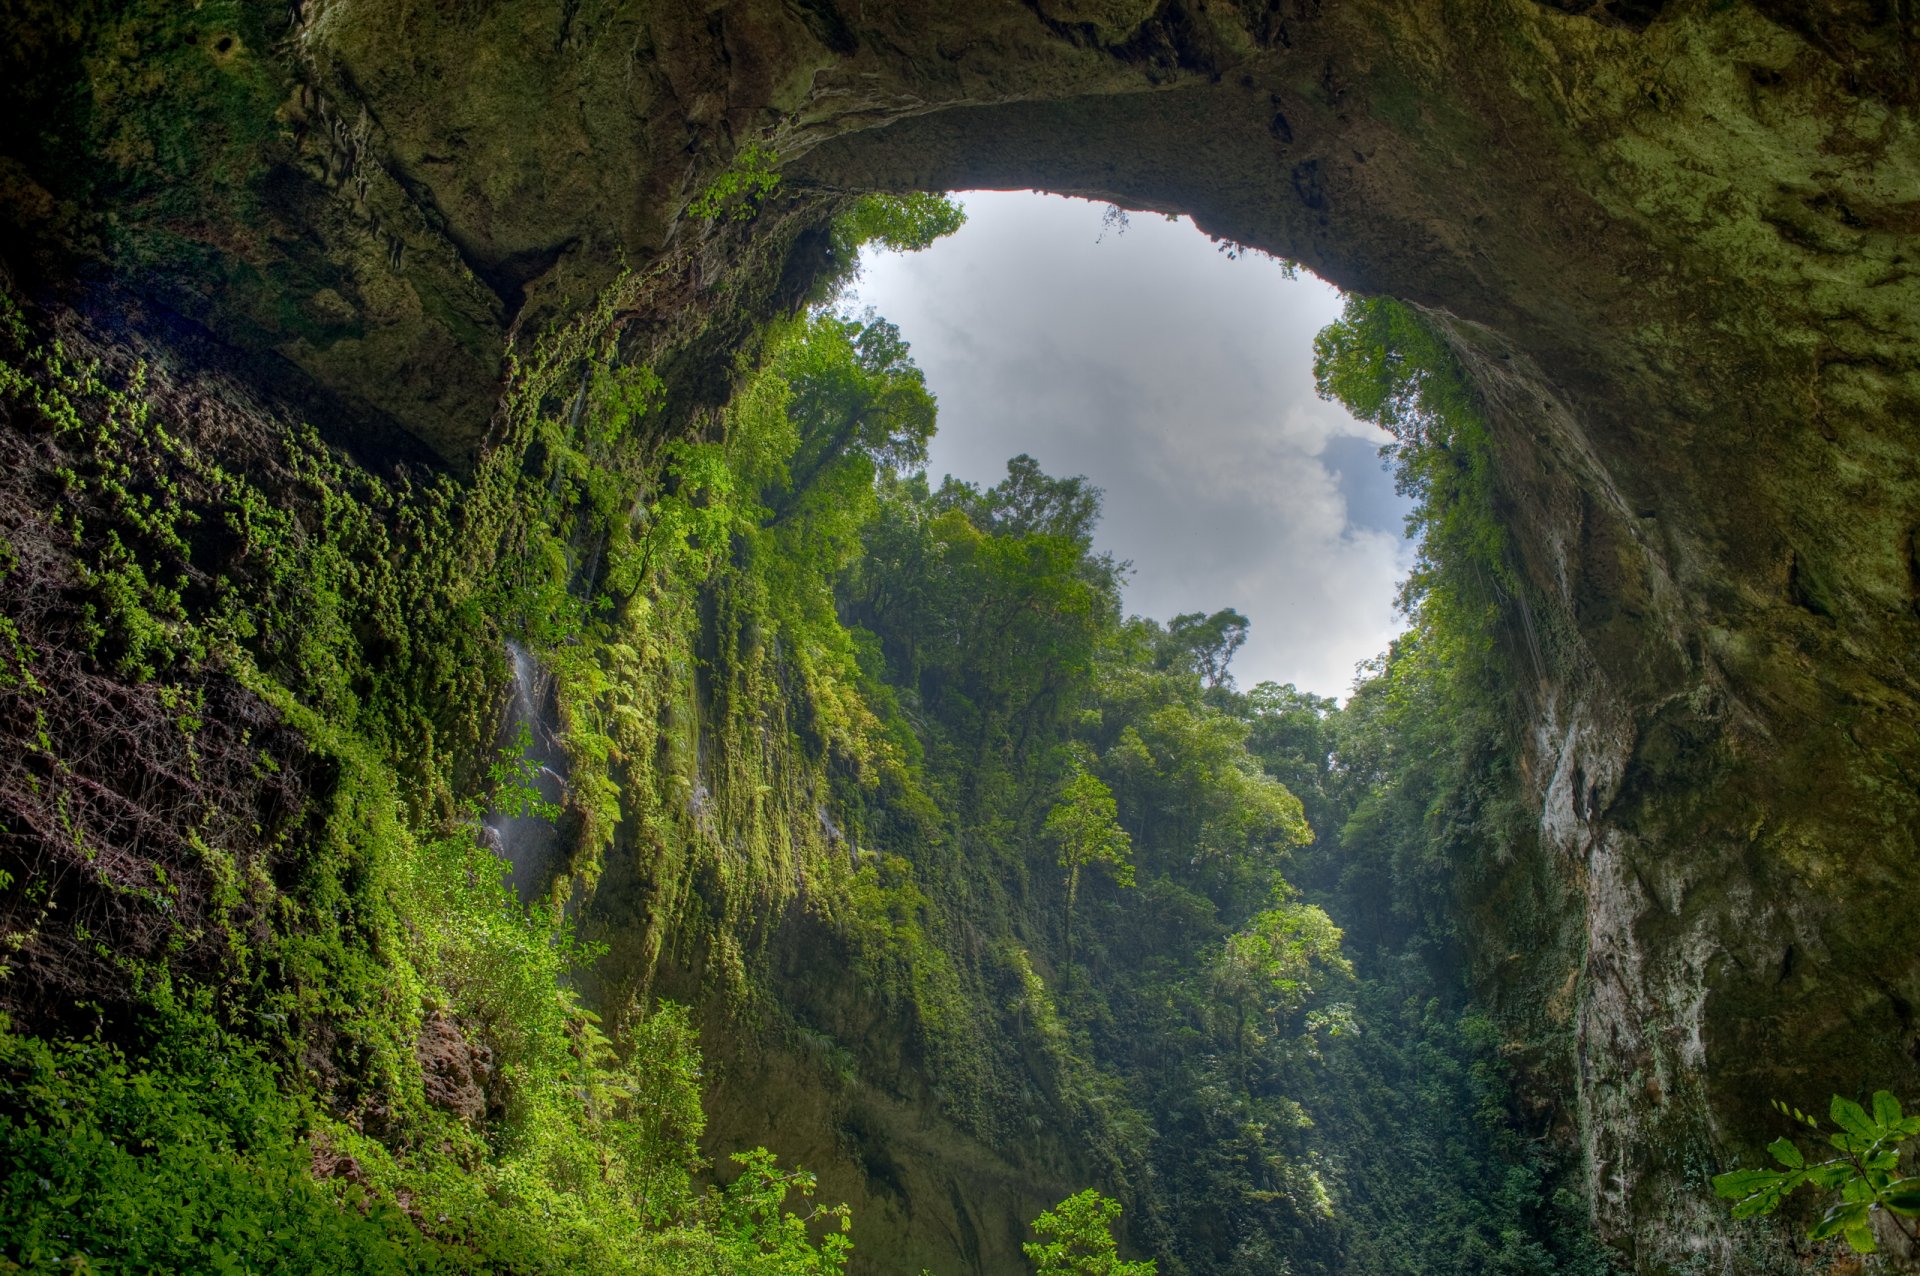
[1808,1163,1855,1190]
[1872,1091,1903,1128]
[1730,1193,1786,1220]
[1831,1096,1876,1142]
[1712,1169,1785,1200]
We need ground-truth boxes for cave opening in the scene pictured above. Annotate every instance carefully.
[840,188,1414,700]
[6,2,1920,1270]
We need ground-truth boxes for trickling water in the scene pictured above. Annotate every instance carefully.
[482,641,569,903]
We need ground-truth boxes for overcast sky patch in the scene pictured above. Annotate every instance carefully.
[845,190,1414,701]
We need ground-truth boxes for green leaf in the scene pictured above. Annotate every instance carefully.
[1810,1201,1868,1242]
[1712,1169,1786,1201]
[1724,1168,1805,1220]
[1730,1193,1786,1220]
[1808,1163,1855,1190]
[1880,1178,1920,1216]
[1843,1222,1878,1254]
[1872,1091,1903,1128]
[1831,1096,1877,1142]
[1767,1137,1804,1169]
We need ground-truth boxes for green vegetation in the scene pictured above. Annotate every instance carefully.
[1292,296,1612,1276]
[0,280,869,1272]
[1045,766,1133,965]
[831,192,969,257]
[806,292,1609,1273]
[1026,1191,1156,1276]
[1714,1094,1920,1259]
[689,143,783,222]
[1313,295,1512,646]
[0,204,1609,1276]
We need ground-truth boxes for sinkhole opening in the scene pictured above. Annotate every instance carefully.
[841,189,1415,701]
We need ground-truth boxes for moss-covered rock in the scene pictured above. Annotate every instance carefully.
[6,1,1920,1271]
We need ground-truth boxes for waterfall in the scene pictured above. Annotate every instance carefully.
[481,641,569,902]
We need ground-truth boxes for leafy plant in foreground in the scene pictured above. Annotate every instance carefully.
[1024,1190,1155,1276]
[1712,1092,1920,1258]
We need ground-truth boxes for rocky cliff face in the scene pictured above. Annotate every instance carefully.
[5,0,1919,1269]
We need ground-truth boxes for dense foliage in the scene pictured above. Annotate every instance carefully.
[0,198,1611,1276]
[806,291,1611,1273]
[1293,296,1613,1276]
[0,195,964,1272]
[1025,1191,1156,1276]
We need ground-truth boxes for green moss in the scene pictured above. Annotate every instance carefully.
[0,283,858,1273]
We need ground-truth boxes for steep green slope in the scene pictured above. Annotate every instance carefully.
[0,206,878,1270]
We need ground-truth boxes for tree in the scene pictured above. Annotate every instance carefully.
[1044,766,1133,966]
[1162,608,1249,689]
[1213,901,1353,1050]
[1088,682,1310,909]
[1311,295,1461,448]
[941,454,1105,546]
[1238,681,1341,853]
[683,1148,854,1275]
[817,193,968,299]
[833,192,967,256]
[764,312,937,524]
[1024,1189,1156,1276]
[841,460,1124,820]
[1311,294,1511,632]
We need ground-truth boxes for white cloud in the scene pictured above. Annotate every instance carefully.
[846,191,1413,700]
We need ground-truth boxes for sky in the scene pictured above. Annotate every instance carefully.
[844,190,1413,702]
